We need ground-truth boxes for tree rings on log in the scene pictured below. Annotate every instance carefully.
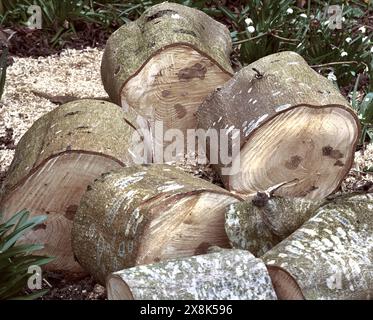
[107,249,277,300]
[262,193,373,300]
[225,194,324,256]
[0,99,140,274]
[101,2,233,148]
[197,51,360,200]
[72,164,242,283]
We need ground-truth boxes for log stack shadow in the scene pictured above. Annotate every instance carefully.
[0,2,371,300]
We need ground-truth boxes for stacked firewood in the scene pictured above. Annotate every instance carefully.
[0,3,370,300]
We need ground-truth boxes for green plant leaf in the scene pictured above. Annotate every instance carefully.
[361,93,373,123]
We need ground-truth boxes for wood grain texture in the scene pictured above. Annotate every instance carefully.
[197,51,360,200]
[72,164,242,283]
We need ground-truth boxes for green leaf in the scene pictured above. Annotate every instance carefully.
[361,93,373,124]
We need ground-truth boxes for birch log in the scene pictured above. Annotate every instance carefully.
[225,193,324,256]
[101,2,233,148]
[262,193,373,300]
[0,99,141,273]
[72,165,242,283]
[107,249,277,300]
[196,51,360,200]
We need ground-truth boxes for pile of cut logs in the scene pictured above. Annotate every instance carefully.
[0,3,371,300]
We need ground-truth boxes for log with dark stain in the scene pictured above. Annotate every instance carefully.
[322,145,343,159]
[178,63,207,81]
[285,155,303,170]
[194,242,212,255]
[65,204,78,221]
[174,103,187,119]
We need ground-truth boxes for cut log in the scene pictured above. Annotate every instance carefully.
[0,99,141,274]
[101,2,233,147]
[196,51,360,200]
[225,193,324,256]
[262,193,373,300]
[72,164,242,283]
[107,249,277,300]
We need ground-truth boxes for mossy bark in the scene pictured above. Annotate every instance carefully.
[225,194,324,256]
[72,164,242,284]
[101,2,233,104]
[107,249,277,300]
[262,193,373,300]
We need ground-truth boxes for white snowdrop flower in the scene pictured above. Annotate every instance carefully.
[327,72,337,82]
[345,37,352,43]
[359,26,366,34]
[340,51,348,57]
[362,36,368,42]
[286,8,293,14]
[323,20,330,26]
[371,47,373,53]
[245,18,253,25]
[247,26,255,33]
[300,13,307,18]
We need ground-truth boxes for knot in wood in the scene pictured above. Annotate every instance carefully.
[252,192,269,208]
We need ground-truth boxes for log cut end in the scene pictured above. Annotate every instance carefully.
[230,105,359,199]
[122,45,232,136]
[266,266,304,300]
[1,153,122,273]
[136,191,236,265]
[107,275,133,300]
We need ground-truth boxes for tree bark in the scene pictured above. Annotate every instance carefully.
[262,193,373,300]
[225,193,324,256]
[196,51,360,200]
[72,164,242,283]
[107,249,277,300]
[0,99,140,274]
[101,2,233,149]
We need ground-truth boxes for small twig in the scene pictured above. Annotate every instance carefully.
[267,178,299,197]
[233,33,267,44]
[233,31,299,46]
[310,61,359,69]
[268,33,299,42]
[43,278,53,288]
[252,178,299,207]
[32,90,110,105]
